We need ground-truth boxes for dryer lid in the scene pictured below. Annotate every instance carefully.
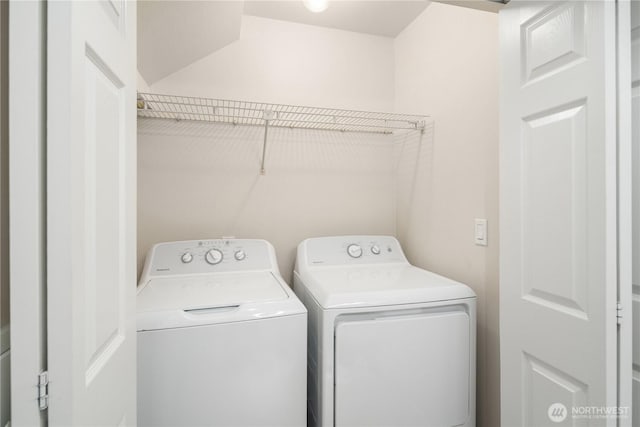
[299,265,476,309]
[136,271,299,331]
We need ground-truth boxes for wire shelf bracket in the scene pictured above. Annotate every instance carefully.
[137,92,429,174]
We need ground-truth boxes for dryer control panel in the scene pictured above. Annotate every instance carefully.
[141,239,277,278]
[301,236,408,267]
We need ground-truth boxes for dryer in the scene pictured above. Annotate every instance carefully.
[293,235,476,427]
[137,239,307,427]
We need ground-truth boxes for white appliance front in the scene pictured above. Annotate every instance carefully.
[294,236,476,427]
[335,308,470,427]
[137,239,307,427]
[138,313,306,427]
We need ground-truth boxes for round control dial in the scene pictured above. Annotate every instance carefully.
[205,248,224,265]
[234,250,246,261]
[371,245,381,255]
[181,252,193,263]
[347,244,363,258]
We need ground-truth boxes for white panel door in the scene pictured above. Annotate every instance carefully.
[500,1,619,426]
[631,1,640,425]
[8,1,47,426]
[47,1,137,425]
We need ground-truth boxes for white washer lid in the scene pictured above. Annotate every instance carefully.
[137,271,287,312]
[299,264,476,309]
[136,271,298,331]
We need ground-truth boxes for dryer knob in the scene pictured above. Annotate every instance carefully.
[234,250,246,261]
[181,252,193,263]
[205,249,224,265]
[371,245,381,255]
[347,244,363,258]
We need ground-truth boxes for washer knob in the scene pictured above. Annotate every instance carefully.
[234,250,246,261]
[347,244,363,258]
[371,245,381,255]
[181,252,193,263]
[205,249,223,265]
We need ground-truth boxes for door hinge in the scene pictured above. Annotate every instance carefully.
[616,302,623,325]
[38,371,49,410]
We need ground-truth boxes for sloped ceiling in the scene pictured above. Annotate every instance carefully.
[139,0,502,86]
[137,1,243,85]
[242,1,430,38]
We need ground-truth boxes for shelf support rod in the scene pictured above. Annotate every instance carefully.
[260,118,270,175]
[261,110,277,175]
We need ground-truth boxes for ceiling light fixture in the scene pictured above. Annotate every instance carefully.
[303,0,329,13]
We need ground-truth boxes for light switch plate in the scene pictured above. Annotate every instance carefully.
[475,219,487,246]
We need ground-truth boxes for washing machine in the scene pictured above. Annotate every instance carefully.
[137,239,307,427]
[293,235,476,427]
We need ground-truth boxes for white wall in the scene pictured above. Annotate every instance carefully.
[137,70,150,93]
[139,15,399,278]
[394,3,499,427]
[150,15,395,111]
[138,120,397,282]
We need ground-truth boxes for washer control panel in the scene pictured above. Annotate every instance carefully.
[145,239,274,277]
[304,236,407,266]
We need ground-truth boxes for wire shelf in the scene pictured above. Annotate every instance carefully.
[137,92,428,134]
